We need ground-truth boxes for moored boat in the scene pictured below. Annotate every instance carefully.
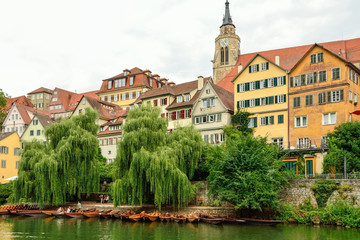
[65,212,84,218]
[83,211,100,218]
[99,211,112,219]
[22,211,46,217]
[173,215,186,223]
[0,210,9,215]
[185,214,200,223]
[129,211,145,222]
[159,213,172,222]
[121,210,135,221]
[51,212,68,218]
[144,212,161,222]
[241,218,284,226]
[201,217,224,225]
[42,210,58,216]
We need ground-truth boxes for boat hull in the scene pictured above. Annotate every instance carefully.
[241,218,283,226]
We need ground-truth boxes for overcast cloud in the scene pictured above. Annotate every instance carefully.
[1,0,360,97]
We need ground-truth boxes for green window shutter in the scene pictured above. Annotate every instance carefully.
[327,91,332,103]
[274,78,278,86]
[237,84,240,92]
[269,96,274,104]
[290,77,294,87]
[278,115,284,124]
[318,93,321,104]
[266,62,269,70]
[237,101,240,109]
[270,116,274,125]
[275,95,278,104]
[256,64,259,72]
[283,76,286,85]
[255,81,260,89]
[245,100,250,107]
[283,94,286,102]
[254,117,257,127]
[264,79,268,88]
[249,67,252,73]
[301,75,306,85]
[255,98,260,106]
[265,117,269,125]
[314,72,317,83]
[245,82,250,91]
[340,89,344,101]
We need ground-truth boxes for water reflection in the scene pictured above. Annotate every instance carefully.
[1,215,360,240]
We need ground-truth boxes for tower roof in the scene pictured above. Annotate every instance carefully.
[221,1,235,28]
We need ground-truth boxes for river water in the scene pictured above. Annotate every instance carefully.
[1,215,359,240]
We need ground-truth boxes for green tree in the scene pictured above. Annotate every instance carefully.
[207,131,288,210]
[323,122,360,173]
[14,109,100,207]
[112,105,203,209]
[0,89,8,127]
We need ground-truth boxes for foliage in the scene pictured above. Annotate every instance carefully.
[112,105,203,209]
[278,199,360,228]
[311,180,339,208]
[207,130,288,211]
[323,122,360,173]
[14,109,100,207]
[0,89,8,127]
[0,183,13,204]
[226,110,253,137]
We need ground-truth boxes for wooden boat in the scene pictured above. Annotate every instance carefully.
[173,215,186,223]
[51,212,68,218]
[223,217,245,224]
[241,218,284,226]
[99,210,112,219]
[129,211,145,222]
[21,210,45,217]
[185,214,200,223]
[0,210,9,215]
[159,213,172,222]
[199,214,224,225]
[121,210,135,221]
[83,211,100,218]
[111,211,121,219]
[42,210,58,216]
[65,212,84,218]
[144,212,161,222]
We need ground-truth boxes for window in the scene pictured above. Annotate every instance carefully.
[310,53,323,63]
[30,130,34,136]
[37,130,41,136]
[184,94,190,102]
[306,72,316,85]
[322,112,337,125]
[268,78,274,87]
[129,76,134,86]
[260,80,265,89]
[202,116,207,123]
[121,93,126,101]
[49,106,54,110]
[176,111,181,120]
[52,98,58,102]
[1,160,5,168]
[277,94,286,103]
[249,99,255,107]
[349,91,353,101]
[204,135,209,143]
[318,92,326,104]
[297,137,310,149]
[261,62,269,71]
[355,94,358,103]
[293,97,301,108]
[250,82,256,90]
[177,95,183,103]
[160,98,167,105]
[206,89,211,94]
[209,115,215,122]
[185,109,190,118]
[330,89,344,102]
[260,97,266,106]
[294,75,301,87]
[295,116,307,128]
[332,68,340,80]
[33,119,39,125]
[277,76,285,86]
[248,117,257,128]
[237,84,245,92]
[249,64,259,73]
[278,115,284,124]
[216,113,222,122]
[260,116,274,125]
[321,136,329,147]
[271,137,284,149]
[305,95,313,106]
[319,71,327,82]
[194,117,200,124]
[203,98,215,108]
[0,146,9,154]
[108,80,113,89]
[136,91,141,98]
[14,148,20,156]
[16,161,19,169]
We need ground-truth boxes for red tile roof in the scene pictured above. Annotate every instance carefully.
[5,96,34,112]
[15,104,49,125]
[210,81,234,112]
[81,95,128,120]
[217,38,360,93]
[98,67,164,94]
[49,88,81,113]
[28,87,53,95]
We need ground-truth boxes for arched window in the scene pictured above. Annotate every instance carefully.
[221,48,225,65]
[225,47,229,65]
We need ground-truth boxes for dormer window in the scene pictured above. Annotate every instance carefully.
[177,95,183,103]
[129,76,134,86]
[108,80,113,89]
[206,89,210,94]
[52,98,58,102]
[184,94,190,102]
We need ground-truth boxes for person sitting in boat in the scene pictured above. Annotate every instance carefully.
[57,207,63,214]
[66,207,71,213]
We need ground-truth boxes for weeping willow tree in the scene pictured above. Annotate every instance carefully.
[112,105,203,209]
[14,109,100,207]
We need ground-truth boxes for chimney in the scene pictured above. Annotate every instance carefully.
[275,56,280,66]
[168,81,175,87]
[238,64,243,73]
[198,76,204,90]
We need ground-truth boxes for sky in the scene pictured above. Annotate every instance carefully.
[1,0,360,97]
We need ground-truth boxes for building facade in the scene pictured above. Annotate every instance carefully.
[21,114,55,147]
[27,87,53,111]
[0,132,20,183]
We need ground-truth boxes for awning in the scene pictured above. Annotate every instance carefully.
[5,176,18,181]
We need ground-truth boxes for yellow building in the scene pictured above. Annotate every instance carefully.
[233,54,288,149]
[97,67,166,109]
[287,44,360,176]
[0,132,20,184]
[21,114,55,148]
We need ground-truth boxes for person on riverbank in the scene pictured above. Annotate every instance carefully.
[99,194,104,204]
[77,201,81,211]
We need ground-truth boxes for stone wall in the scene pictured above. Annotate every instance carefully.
[280,179,360,207]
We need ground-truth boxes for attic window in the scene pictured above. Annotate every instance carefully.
[129,76,134,86]
[184,94,190,102]
[177,95,183,103]
[310,53,324,64]
[108,80,113,89]
[205,89,210,94]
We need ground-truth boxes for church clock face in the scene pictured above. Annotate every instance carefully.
[220,38,229,47]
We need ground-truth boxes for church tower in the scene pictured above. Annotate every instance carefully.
[213,0,240,84]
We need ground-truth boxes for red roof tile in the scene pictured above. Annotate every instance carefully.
[28,87,53,95]
[15,104,49,125]
[5,96,34,112]
[217,38,360,93]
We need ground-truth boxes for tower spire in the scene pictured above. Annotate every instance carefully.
[221,0,235,28]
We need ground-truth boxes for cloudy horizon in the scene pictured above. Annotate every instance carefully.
[1,0,360,97]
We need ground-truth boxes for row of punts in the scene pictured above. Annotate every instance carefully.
[0,208,283,226]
